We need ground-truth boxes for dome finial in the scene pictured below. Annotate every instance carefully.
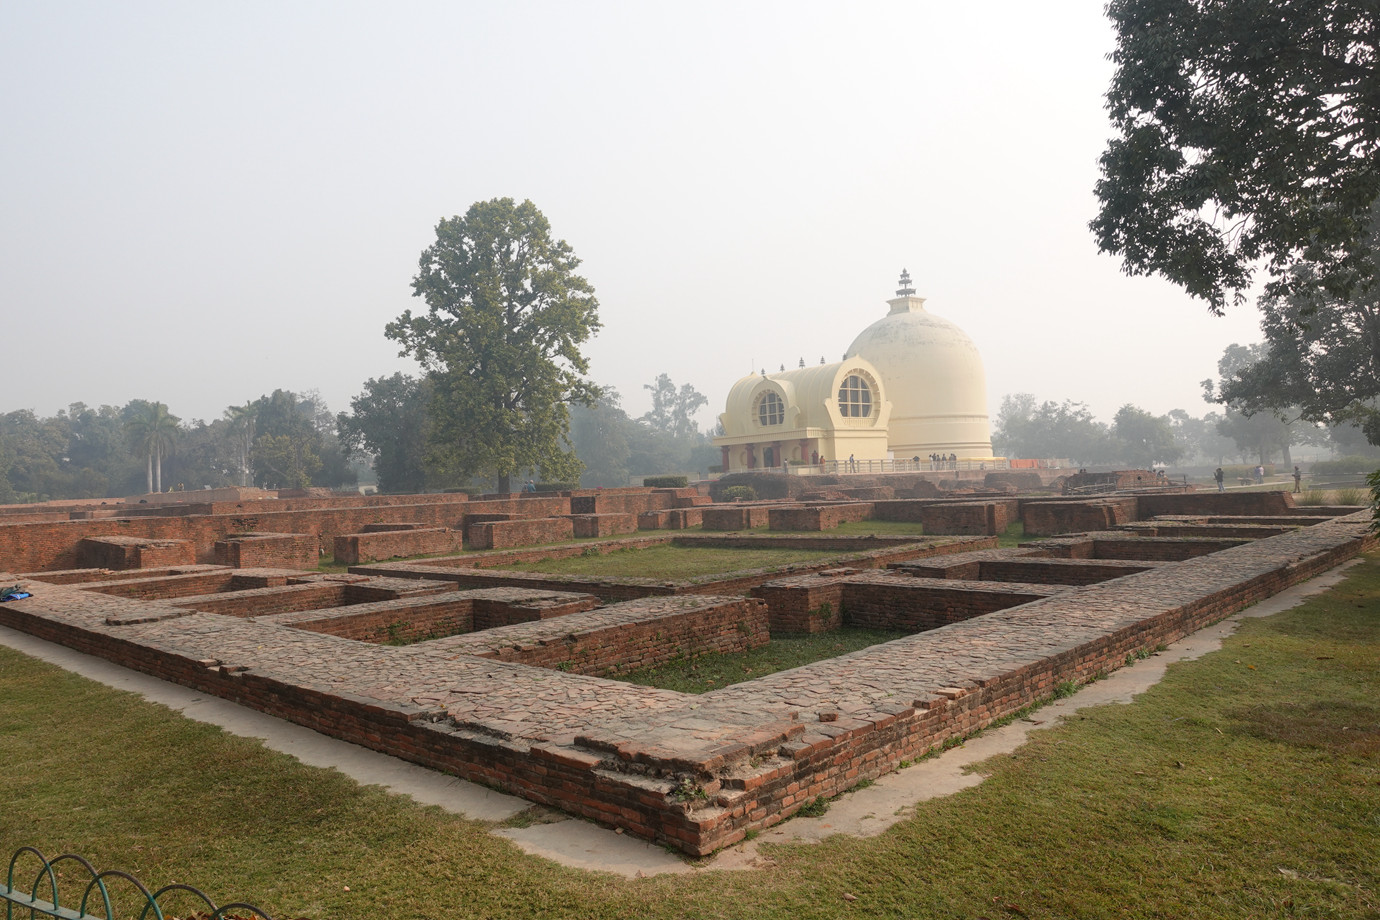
[896,268,915,297]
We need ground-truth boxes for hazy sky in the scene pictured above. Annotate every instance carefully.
[2,1,1266,432]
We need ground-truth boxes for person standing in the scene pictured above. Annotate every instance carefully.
[1214,467,1225,492]
[1293,466,1302,493]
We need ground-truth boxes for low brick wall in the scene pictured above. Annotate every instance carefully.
[1022,499,1138,536]
[751,571,1059,634]
[471,590,601,629]
[214,533,318,568]
[1033,534,1250,562]
[842,577,1058,632]
[638,510,672,530]
[78,536,195,570]
[640,509,706,530]
[701,506,772,530]
[436,595,769,677]
[767,503,872,531]
[83,570,255,599]
[467,517,575,550]
[1136,491,1296,517]
[869,499,934,523]
[571,513,638,538]
[280,597,477,643]
[333,527,464,565]
[569,490,673,516]
[921,501,1016,536]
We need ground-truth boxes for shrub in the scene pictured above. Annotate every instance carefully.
[1334,487,1365,505]
[1310,455,1380,476]
[720,485,756,502]
[1297,489,1328,506]
[535,482,578,492]
[643,475,689,488]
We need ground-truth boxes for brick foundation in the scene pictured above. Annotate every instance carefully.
[0,506,1371,857]
[213,532,319,568]
[333,527,465,565]
[468,517,576,550]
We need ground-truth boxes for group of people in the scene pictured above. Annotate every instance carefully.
[1211,465,1304,493]
[927,453,958,470]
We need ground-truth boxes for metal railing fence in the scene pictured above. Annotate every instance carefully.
[3,846,273,920]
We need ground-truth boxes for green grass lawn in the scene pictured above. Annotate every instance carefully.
[496,543,844,579]
[2,554,1377,919]
[613,627,909,693]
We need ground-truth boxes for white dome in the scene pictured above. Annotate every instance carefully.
[845,290,993,457]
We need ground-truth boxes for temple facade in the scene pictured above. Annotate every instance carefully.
[713,271,994,472]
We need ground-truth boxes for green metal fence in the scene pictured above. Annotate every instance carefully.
[2,847,273,920]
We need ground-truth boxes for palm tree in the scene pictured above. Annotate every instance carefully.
[224,402,257,487]
[125,402,180,494]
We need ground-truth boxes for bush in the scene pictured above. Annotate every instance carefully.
[643,476,689,488]
[1297,489,1329,506]
[535,482,579,492]
[1334,487,1366,505]
[720,485,756,502]
[1310,455,1379,476]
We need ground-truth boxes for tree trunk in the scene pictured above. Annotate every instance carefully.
[499,472,512,493]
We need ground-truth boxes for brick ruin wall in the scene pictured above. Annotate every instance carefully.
[0,512,1371,856]
[571,513,639,538]
[333,528,465,565]
[1021,498,1140,536]
[78,536,195,570]
[767,503,872,531]
[213,533,320,569]
[0,494,573,572]
[700,506,772,530]
[467,517,576,550]
[439,596,770,677]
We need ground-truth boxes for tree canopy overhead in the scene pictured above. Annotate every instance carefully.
[386,198,601,492]
[1092,0,1380,313]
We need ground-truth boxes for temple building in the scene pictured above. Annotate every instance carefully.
[713,271,994,472]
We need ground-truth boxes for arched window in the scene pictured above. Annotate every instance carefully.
[837,375,873,418]
[757,391,784,426]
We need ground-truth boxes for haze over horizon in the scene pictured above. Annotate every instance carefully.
[2,2,1267,431]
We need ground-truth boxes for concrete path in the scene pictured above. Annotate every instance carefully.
[0,558,1358,878]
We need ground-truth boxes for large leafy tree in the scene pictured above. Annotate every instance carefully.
[641,374,709,441]
[569,389,633,488]
[1092,0,1380,313]
[124,401,179,494]
[992,394,1118,466]
[1204,343,1325,465]
[248,389,353,489]
[338,373,434,494]
[1113,404,1184,469]
[1216,217,1380,444]
[0,410,67,502]
[386,198,600,492]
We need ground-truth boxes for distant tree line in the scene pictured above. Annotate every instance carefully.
[0,389,358,505]
[994,346,1370,470]
[0,371,718,504]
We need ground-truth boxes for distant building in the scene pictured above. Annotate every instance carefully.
[713,271,994,472]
